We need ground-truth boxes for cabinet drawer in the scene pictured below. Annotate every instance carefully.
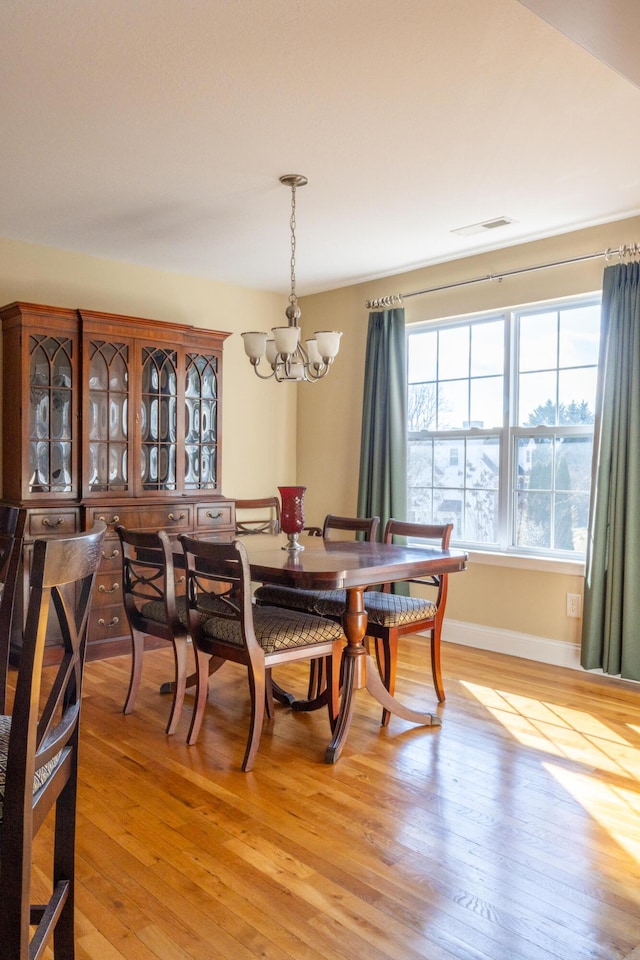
[94,571,123,607]
[195,502,234,530]
[86,504,193,533]
[88,605,125,642]
[27,509,80,538]
[98,539,122,571]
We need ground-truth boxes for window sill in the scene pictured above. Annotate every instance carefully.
[466,549,585,576]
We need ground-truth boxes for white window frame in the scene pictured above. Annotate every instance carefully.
[406,293,601,566]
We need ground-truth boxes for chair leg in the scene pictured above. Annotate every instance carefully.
[166,635,189,735]
[307,657,325,700]
[265,667,275,719]
[186,649,212,746]
[242,654,266,772]
[431,625,446,702]
[380,635,398,727]
[123,627,145,715]
[326,641,343,732]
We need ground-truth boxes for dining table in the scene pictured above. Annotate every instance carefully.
[238,534,468,763]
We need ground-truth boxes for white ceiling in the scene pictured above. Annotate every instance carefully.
[1,0,640,296]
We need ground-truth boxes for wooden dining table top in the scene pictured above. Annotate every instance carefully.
[236,534,468,590]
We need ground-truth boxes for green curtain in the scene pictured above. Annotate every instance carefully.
[357,308,407,537]
[581,262,640,679]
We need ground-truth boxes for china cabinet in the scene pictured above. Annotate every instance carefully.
[1,301,234,663]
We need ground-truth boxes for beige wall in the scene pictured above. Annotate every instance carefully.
[299,214,640,649]
[0,236,298,500]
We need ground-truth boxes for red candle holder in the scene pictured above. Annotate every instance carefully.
[278,485,306,553]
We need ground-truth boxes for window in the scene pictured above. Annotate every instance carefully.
[407,297,601,557]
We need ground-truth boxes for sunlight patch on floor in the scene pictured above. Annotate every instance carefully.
[459,681,640,780]
[544,762,640,864]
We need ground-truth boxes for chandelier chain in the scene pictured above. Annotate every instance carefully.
[289,183,297,305]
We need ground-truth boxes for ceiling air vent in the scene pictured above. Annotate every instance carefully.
[452,216,515,237]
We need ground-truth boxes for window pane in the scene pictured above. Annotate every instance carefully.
[515,492,552,548]
[408,486,433,524]
[408,438,433,486]
[519,370,557,425]
[433,440,464,488]
[555,436,593,493]
[408,330,437,383]
[408,382,438,431]
[470,320,504,376]
[438,379,469,429]
[559,305,600,368]
[438,326,469,380]
[519,311,558,372]
[466,489,498,543]
[558,368,597,422]
[470,376,503,428]
[433,488,463,529]
[519,436,553,490]
[466,437,500,489]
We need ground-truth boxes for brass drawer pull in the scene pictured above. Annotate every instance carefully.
[98,616,119,628]
[167,512,186,522]
[98,583,120,594]
[206,510,223,520]
[98,514,120,526]
[42,517,64,527]
[102,549,120,561]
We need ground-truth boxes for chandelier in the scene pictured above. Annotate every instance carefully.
[241,175,342,382]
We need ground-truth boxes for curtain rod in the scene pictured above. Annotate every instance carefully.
[364,241,640,309]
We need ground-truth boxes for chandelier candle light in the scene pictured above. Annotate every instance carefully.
[278,485,307,553]
[242,175,342,382]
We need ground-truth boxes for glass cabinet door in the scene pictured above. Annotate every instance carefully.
[184,352,219,491]
[28,335,73,494]
[141,347,178,492]
[87,341,129,493]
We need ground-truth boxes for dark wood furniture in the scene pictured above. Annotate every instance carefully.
[242,535,467,762]
[0,507,27,711]
[235,497,281,535]
[179,535,344,771]
[0,522,105,958]
[116,526,195,735]
[334,520,454,724]
[0,301,234,664]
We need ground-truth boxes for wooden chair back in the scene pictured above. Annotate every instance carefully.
[310,514,380,541]
[235,497,281,535]
[0,506,27,712]
[383,519,453,602]
[0,521,105,958]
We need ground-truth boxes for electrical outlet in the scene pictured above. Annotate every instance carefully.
[566,593,582,618]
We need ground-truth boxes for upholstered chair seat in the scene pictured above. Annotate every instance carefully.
[199,604,344,653]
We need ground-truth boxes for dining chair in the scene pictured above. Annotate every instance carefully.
[235,497,281,535]
[116,526,203,735]
[309,520,454,723]
[0,521,105,959]
[179,534,344,772]
[0,506,27,713]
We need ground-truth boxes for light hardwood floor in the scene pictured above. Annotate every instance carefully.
[32,638,640,959]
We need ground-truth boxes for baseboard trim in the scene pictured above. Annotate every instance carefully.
[442,619,582,670]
